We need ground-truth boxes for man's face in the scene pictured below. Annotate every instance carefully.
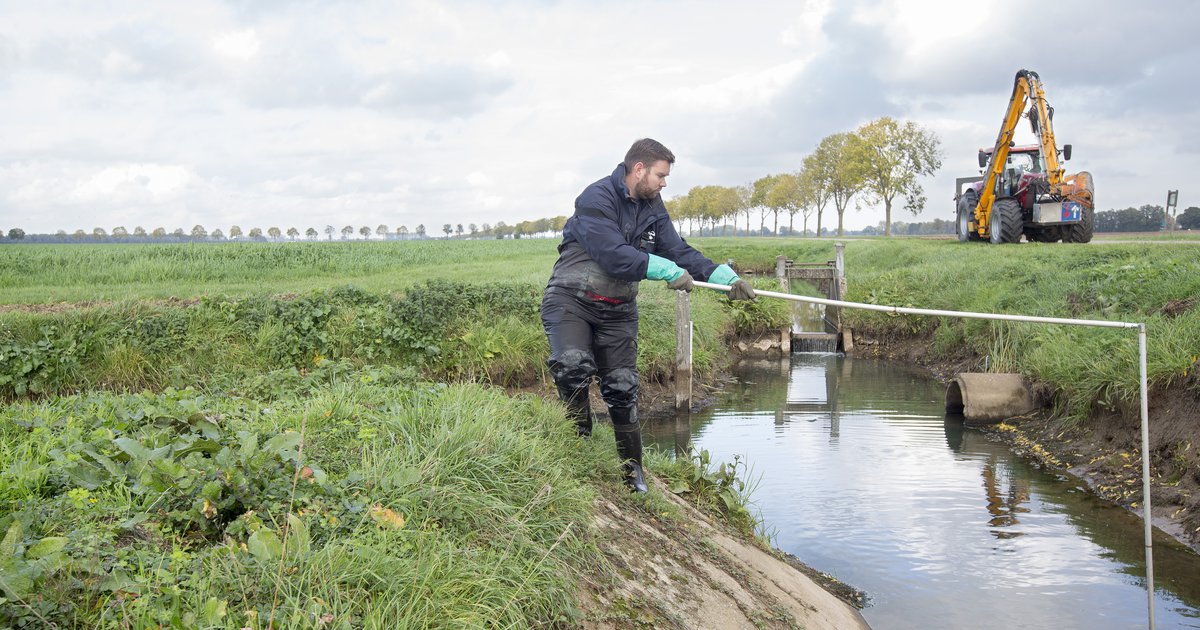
[632,160,670,200]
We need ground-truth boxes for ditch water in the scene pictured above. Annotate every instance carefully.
[643,353,1200,629]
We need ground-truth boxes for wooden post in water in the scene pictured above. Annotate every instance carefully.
[830,243,846,332]
[675,290,693,411]
[776,255,789,293]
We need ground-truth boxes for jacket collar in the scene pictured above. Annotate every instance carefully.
[610,164,632,199]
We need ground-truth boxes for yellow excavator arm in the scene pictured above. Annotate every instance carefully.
[971,69,1092,237]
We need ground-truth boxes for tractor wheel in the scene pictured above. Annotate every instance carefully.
[957,191,980,242]
[989,198,1024,244]
[1062,205,1095,243]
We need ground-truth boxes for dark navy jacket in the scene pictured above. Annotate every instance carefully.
[545,164,720,302]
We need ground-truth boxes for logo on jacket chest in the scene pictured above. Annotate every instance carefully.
[638,229,656,251]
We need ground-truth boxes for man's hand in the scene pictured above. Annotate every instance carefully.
[728,278,756,301]
[667,271,694,292]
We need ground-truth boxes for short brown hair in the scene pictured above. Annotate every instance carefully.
[623,138,675,172]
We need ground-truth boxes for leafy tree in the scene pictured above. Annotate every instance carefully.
[854,117,942,236]
[376,224,388,239]
[767,173,809,236]
[798,161,831,237]
[415,224,426,238]
[229,225,243,239]
[492,222,508,239]
[173,228,185,237]
[305,227,318,240]
[268,227,282,240]
[133,226,147,237]
[442,223,453,239]
[8,228,25,240]
[456,223,464,237]
[1177,206,1200,230]
[341,225,353,239]
[112,226,128,238]
[93,227,108,240]
[750,175,780,234]
[73,229,87,240]
[481,223,491,236]
[734,184,752,236]
[152,227,166,238]
[359,226,371,239]
[249,227,263,239]
[325,225,335,240]
[287,227,299,240]
[808,132,866,237]
[711,186,742,235]
[191,225,207,239]
[211,228,225,240]
[396,225,409,239]
[469,223,479,236]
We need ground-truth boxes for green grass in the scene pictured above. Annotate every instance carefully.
[0,240,561,305]
[838,239,1200,418]
[1,235,1195,626]
[0,370,614,628]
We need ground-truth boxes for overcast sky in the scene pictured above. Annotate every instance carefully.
[2,0,1197,236]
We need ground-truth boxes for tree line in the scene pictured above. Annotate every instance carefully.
[0,217,574,244]
[666,117,943,238]
[1095,205,1199,232]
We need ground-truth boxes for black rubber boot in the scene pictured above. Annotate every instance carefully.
[611,406,648,493]
[558,385,593,437]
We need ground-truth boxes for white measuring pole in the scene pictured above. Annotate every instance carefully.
[694,280,1156,629]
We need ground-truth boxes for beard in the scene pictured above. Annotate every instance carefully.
[633,179,659,200]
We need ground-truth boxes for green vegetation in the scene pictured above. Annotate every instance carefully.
[0,371,607,628]
[839,239,1199,418]
[0,239,788,627]
[0,279,742,400]
[3,235,1194,626]
[0,240,559,305]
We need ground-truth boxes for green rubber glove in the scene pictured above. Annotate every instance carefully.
[707,264,739,286]
[645,254,685,282]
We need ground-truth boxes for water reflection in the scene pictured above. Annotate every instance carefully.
[645,354,1200,630]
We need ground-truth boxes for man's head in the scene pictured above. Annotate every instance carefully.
[623,138,674,200]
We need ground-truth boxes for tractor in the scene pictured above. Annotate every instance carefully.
[955,69,1095,243]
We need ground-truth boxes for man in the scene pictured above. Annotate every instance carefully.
[541,138,756,493]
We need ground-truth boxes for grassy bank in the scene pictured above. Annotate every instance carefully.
[0,240,785,627]
[0,280,752,400]
[1,367,606,627]
[837,239,1199,418]
[3,236,1193,415]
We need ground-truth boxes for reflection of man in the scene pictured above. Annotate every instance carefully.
[540,138,755,492]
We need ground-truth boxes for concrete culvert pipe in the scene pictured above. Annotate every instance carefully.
[945,373,1034,423]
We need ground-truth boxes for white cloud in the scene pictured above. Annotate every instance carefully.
[12,163,196,206]
[211,29,260,60]
[0,0,1197,235]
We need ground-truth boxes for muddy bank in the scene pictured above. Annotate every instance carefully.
[852,328,1200,553]
[578,483,869,629]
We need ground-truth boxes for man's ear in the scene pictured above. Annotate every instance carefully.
[631,161,645,176]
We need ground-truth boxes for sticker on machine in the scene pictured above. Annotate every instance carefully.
[1061,202,1082,221]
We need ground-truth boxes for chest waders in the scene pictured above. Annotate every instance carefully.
[541,287,648,492]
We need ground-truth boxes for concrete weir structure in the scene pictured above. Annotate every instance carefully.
[945,372,1035,423]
